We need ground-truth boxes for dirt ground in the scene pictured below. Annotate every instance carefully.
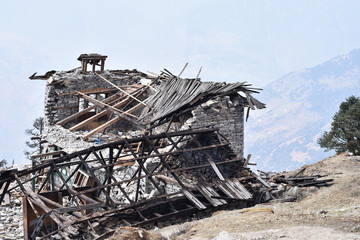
[155,153,360,240]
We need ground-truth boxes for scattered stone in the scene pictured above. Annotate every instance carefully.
[212,231,234,240]
[108,227,165,240]
[0,191,23,239]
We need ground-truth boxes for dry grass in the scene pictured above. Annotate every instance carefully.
[156,153,360,239]
[167,223,192,240]
[108,226,165,240]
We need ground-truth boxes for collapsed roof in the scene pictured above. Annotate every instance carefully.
[140,72,265,124]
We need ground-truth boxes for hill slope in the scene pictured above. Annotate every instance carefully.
[157,153,360,239]
[245,49,360,171]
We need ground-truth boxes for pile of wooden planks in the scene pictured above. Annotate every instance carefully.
[273,175,334,187]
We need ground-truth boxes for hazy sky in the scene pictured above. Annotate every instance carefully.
[1,0,360,165]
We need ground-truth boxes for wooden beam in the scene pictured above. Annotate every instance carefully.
[69,110,108,132]
[58,86,143,97]
[56,93,122,126]
[51,162,99,205]
[59,84,147,127]
[69,91,141,132]
[82,117,121,140]
[37,167,53,193]
[0,181,10,203]
[82,102,144,140]
[143,137,207,210]
[92,61,96,72]
[77,154,115,207]
[91,143,228,171]
[95,72,148,107]
[123,138,164,195]
[243,154,251,167]
[30,151,66,159]
[100,59,105,72]
[251,172,271,188]
[146,71,170,80]
[154,175,195,190]
[178,63,188,77]
[24,186,68,228]
[75,91,138,118]
[58,88,116,97]
[189,135,225,181]
[90,150,134,204]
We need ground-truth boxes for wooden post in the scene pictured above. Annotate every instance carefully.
[83,60,88,73]
[101,59,105,72]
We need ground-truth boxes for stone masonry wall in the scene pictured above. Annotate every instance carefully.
[181,95,246,158]
[44,70,141,131]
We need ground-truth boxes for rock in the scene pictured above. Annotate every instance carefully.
[0,197,24,239]
[212,231,234,240]
[53,234,62,239]
[108,227,166,240]
[12,199,21,206]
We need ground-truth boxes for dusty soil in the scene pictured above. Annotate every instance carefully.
[155,153,360,240]
[108,227,165,240]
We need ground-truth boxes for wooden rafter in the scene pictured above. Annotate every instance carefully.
[58,86,142,97]
[95,73,149,107]
[70,87,146,132]
[56,93,123,126]
[81,101,145,140]
[75,91,138,119]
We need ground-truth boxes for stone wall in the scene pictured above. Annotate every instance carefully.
[44,70,141,130]
[181,95,246,158]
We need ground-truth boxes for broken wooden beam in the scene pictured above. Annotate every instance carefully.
[75,91,138,118]
[30,151,66,159]
[95,72,149,107]
[56,93,123,126]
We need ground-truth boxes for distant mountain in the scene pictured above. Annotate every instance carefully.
[245,49,360,171]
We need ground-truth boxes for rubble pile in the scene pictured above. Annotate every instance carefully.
[259,167,334,202]
[0,205,23,240]
[0,176,24,240]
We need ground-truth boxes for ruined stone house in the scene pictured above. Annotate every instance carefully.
[40,54,264,158]
[0,54,268,239]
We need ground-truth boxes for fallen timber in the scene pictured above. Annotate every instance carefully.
[0,128,268,239]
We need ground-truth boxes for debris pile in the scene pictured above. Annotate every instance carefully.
[0,168,25,239]
[272,174,334,187]
[0,204,23,239]
[259,167,334,202]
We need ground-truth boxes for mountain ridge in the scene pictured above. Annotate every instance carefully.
[245,49,360,171]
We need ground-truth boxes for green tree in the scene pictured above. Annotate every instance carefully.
[0,159,7,168]
[24,117,44,158]
[318,96,360,155]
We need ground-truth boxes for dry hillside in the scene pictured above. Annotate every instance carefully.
[152,153,360,240]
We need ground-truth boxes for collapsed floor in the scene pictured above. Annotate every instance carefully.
[0,56,275,239]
